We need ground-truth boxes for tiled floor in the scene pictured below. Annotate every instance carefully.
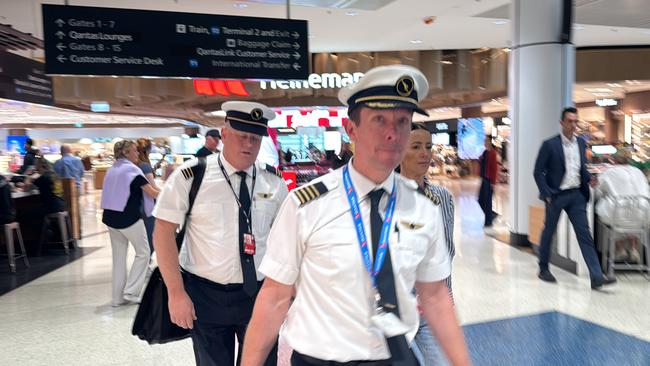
[1,180,648,365]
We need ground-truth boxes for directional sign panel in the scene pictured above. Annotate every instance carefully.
[42,4,309,79]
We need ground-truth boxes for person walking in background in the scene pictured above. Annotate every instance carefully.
[136,138,159,253]
[533,107,616,290]
[17,138,38,174]
[195,129,221,158]
[54,144,84,189]
[478,137,498,229]
[101,140,159,307]
[399,123,456,366]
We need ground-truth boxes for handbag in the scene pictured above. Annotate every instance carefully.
[131,157,206,344]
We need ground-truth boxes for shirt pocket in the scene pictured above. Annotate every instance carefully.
[252,199,278,235]
[390,231,428,283]
[327,241,363,288]
[190,202,226,232]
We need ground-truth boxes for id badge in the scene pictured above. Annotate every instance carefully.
[370,309,410,338]
[243,233,256,255]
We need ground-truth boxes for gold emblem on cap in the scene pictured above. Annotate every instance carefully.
[251,108,264,121]
[396,76,415,97]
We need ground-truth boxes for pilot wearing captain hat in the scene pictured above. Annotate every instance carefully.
[153,101,288,366]
[242,65,471,366]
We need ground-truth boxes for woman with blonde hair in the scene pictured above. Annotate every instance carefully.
[100,140,159,306]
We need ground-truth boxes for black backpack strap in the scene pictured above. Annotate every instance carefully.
[176,157,207,250]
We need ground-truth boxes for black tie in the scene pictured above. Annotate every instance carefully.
[236,171,257,297]
[369,189,418,365]
[368,189,399,316]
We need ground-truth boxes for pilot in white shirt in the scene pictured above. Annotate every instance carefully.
[153,101,287,366]
[242,65,471,366]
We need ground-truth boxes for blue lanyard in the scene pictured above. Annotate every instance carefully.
[342,165,397,287]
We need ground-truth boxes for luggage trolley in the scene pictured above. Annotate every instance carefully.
[599,195,650,278]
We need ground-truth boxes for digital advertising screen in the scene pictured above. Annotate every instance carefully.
[6,135,28,155]
[457,118,485,159]
[432,133,450,146]
[277,126,325,163]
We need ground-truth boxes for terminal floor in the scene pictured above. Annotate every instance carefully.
[0,179,649,365]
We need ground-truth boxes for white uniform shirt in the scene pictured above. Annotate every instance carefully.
[153,154,288,284]
[560,133,581,190]
[259,162,451,362]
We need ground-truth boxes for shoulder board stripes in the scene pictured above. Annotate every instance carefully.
[293,182,329,206]
[181,166,196,180]
[418,187,441,206]
[265,164,283,179]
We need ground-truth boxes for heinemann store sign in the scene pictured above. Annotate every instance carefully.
[259,72,364,90]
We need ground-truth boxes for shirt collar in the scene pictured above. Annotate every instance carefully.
[561,133,576,145]
[347,159,395,199]
[218,153,254,177]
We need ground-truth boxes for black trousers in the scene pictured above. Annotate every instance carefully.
[182,271,277,366]
[538,189,604,278]
[478,178,495,226]
[291,352,391,366]
[291,335,417,366]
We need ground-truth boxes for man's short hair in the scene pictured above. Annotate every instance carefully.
[561,107,578,121]
[205,129,221,139]
[348,108,362,126]
[25,138,34,146]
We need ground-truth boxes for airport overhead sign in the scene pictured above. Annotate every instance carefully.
[42,4,309,79]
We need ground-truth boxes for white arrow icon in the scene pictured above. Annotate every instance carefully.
[55,31,65,39]
[291,31,299,39]
[56,43,67,51]
[293,42,300,50]
[292,63,301,71]
[293,52,300,60]
[57,55,67,63]
[55,19,65,27]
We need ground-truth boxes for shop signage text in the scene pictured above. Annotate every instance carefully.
[42,4,309,79]
[595,98,618,107]
[0,50,53,105]
[259,72,364,90]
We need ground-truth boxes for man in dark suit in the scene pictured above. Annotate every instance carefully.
[195,129,221,158]
[533,107,616,290]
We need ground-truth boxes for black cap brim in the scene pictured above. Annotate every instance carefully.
[353,100,429,117]
[227,118,269,136]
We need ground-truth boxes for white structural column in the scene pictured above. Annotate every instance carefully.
[508,0,574,245]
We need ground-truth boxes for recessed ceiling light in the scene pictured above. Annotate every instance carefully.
[345,11,358,16]
[233,3,248,8]
[607,83,622,88]
[410,39,423,44]
[573,25,585,30]
[440,60,453,65]
[493,19,508,25]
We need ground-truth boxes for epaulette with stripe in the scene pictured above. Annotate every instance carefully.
[180,165,197,180]
[293,181,329,206]
[417,187,441,206]
[264,164,283,179]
